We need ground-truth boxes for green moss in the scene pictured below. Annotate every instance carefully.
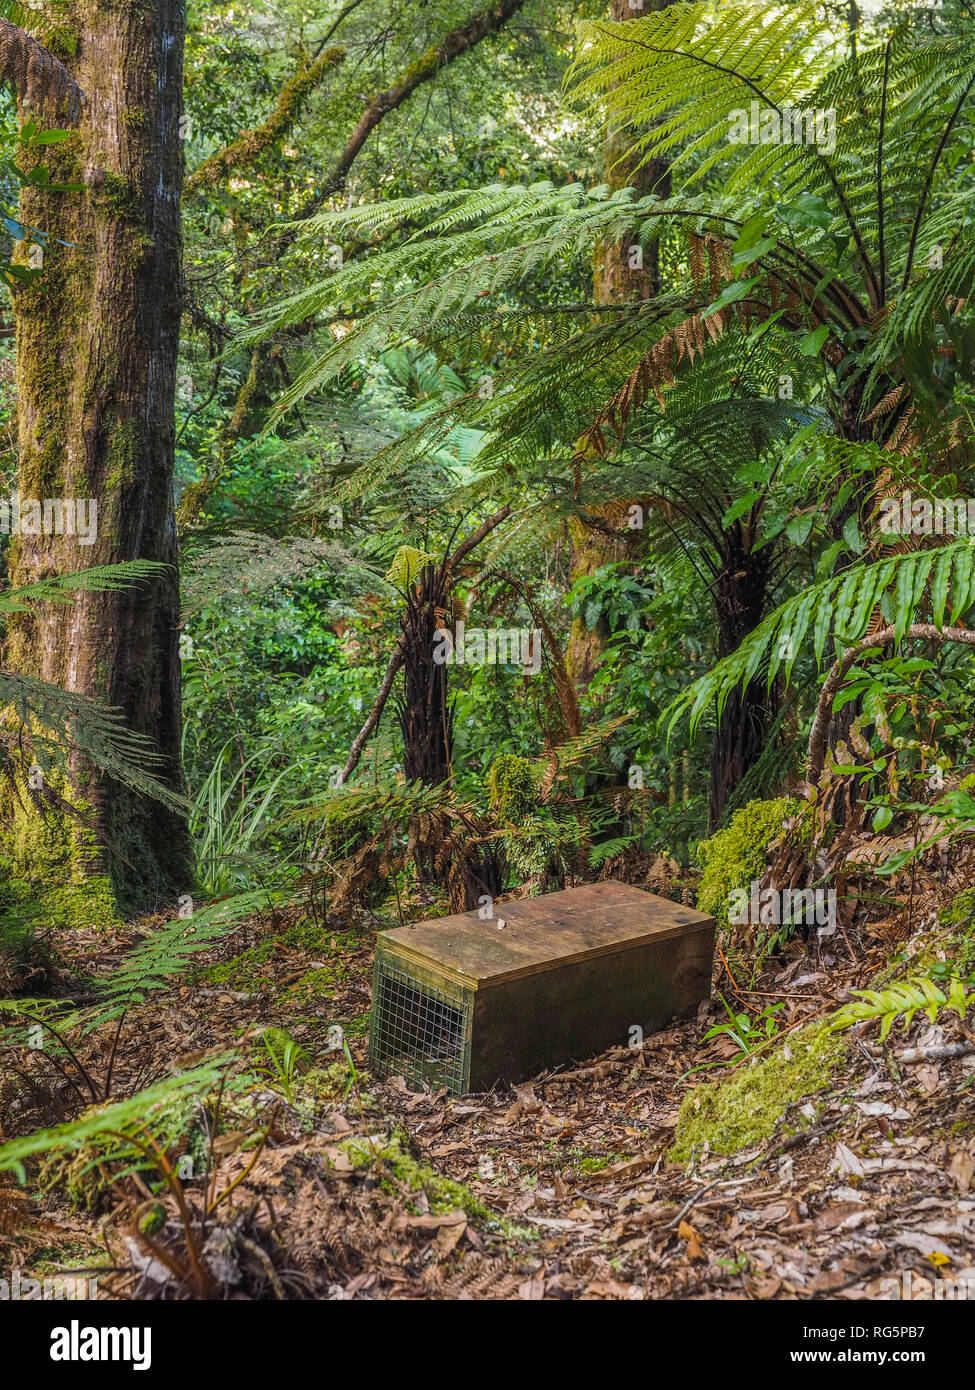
[195,919,353,994]
[31,1239,107,1275]
[101,416,142,496]
[941,888,975,930]
[671,1027,846,1161]
[486,754,540,822]
[137,1203,166,1235]
[344,1010,371,1037]
[333,1132,536,1240]
[697,797,802,930]
[0,866,121,933]
[336,1131,487,1217]
[0,765,122,930]
[922,889,975,978]
[39,878,123,932]
[37,1145,113,1213]
[92,173,143,223]
[290,1061,355,1105]
[196,939,271,992]
[573,1153,628,1174]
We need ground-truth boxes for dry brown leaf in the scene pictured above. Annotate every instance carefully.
[394,1209,467,1233]
[949,1149,974,1193]
[518,1276,546,1300]
[435,1217,468,1256]
[678,1219,705,1260]
[211,1130,249,1156]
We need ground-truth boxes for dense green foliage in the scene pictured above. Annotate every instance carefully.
[6,3,975,1292]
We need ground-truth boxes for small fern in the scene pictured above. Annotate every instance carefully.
[0,1059,235,1182]
[588,835,636,869]
[0,891,275,1100]
[83,891,276,1031]
[829,975,974,1041]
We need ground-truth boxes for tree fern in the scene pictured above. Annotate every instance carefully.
[0,3,85,119]
[664,537,975,737]
[0,562,165,613]
[238,8,975,473]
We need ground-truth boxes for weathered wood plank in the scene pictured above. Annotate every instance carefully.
[379,881,713,987]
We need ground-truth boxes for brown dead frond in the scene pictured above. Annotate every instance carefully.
[0,19,84,120]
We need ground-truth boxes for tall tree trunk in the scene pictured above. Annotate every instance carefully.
[7,1,191,914]
[566,0,671,692]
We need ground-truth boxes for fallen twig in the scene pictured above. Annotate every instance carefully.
[895,1042,975,1063]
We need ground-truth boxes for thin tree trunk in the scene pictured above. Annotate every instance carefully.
[7,1,191,913]
[707,539,776,829]
[396,565,454,787]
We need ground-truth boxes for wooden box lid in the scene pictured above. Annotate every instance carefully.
[378,881,714,989]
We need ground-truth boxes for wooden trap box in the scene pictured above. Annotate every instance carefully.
[368,881,715,1094]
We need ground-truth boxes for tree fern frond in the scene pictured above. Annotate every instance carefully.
[181,531,364,614]
[0,671,189,812]
[0,12,84,119]
[664,537,975,737]
[570,3,838,173]
[0,561,166,613]
[384,546,437,594]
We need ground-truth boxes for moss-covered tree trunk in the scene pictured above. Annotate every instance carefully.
[7,0,191,913]
[566,0,670,692]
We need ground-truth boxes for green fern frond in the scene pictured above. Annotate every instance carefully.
[664,537,975,737]
[0,1060,238,1182]
[0,671,189,812]
[0,561,165,614]
[570,3,839,181]
[384,545,437,593]
[829,975,973,1041]
[181,531,360,614]
[83,891,276,1031]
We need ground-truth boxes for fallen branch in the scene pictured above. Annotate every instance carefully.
[894,1042,975,1063]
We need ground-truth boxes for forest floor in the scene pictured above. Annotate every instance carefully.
[5,867,975,1301]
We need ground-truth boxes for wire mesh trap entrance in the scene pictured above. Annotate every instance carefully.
[368,882,715,1095]
[369,962,472,1093]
